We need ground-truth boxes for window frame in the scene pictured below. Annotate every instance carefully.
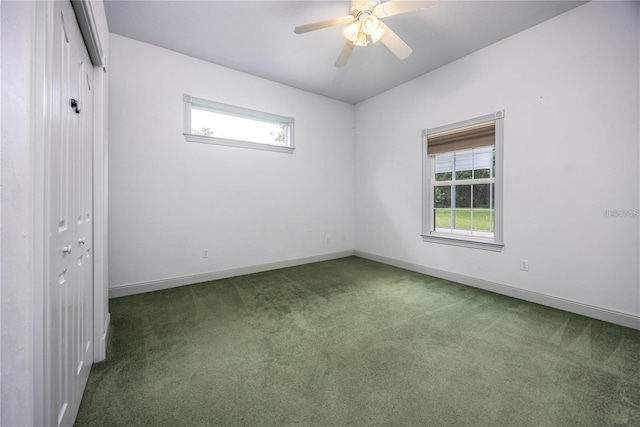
[421,111,505,251]
[183,94,295,154]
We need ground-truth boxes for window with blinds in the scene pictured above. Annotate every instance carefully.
[422,111,505,251]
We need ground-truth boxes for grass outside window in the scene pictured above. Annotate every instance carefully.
[434,208,494,231]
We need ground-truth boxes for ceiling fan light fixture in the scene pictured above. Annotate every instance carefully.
[354,30,368,47]
[360,14,379,35]
[370,26,386,43]
[294,0,438,67]
[344,22,360,42]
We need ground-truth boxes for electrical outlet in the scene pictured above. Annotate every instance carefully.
[202,249,209,258]
[520,259,529,271]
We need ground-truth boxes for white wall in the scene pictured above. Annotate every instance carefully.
[1,2,37,424]
[108,34,355,293]
[354,1,640,322]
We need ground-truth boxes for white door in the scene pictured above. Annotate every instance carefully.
[74,39,95,415]
[48,1,94,425]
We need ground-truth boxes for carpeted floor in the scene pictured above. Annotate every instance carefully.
[75,256,640,426]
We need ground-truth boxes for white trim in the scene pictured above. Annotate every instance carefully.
[109,250,355,298]
[421,234,504,252]
[185,94,294,125]
[494,110,504,244]
[99,313,110,352]
[92,65,108,363]
[423,110,503,137]
[184,133,294,154]
[354,250,640,330]
[422,110,505,250]
[33,2,53,424]
[0,4,2,422]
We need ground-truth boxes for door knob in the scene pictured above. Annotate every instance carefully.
[70,98,80,114]
[62,245,73,254]
[77,237,86,245]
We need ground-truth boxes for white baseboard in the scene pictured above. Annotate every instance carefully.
[355,250,640,330]
[108,249,639,330]
[109,250,355,299]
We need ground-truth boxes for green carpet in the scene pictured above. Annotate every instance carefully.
[75,256,640,426]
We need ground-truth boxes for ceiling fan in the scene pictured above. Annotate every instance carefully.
[294,0,439,67]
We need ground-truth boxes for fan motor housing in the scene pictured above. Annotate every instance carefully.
[351,1,377,19]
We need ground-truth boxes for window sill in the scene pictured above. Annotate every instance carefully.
[184,133,295,154]
[421,233,504,252]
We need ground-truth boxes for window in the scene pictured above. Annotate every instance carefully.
[183,94,294,154]
[422,111,504,251]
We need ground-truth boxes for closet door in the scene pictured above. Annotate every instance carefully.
[48,1,94,425]
[73,44,94,415]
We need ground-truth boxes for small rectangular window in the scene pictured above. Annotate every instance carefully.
[422,111,504,251]
[184,94,294,154]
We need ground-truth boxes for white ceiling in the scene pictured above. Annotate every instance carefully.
[104,0,587,104]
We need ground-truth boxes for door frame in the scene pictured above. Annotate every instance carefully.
[32,1,109,424]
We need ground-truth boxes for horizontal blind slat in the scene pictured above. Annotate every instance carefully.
[428,120,495,155]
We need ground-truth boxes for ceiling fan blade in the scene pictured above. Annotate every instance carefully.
[374,0,440,18]
[294,15,356,34]
[335,40,355,67]
[379,22,412,60]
